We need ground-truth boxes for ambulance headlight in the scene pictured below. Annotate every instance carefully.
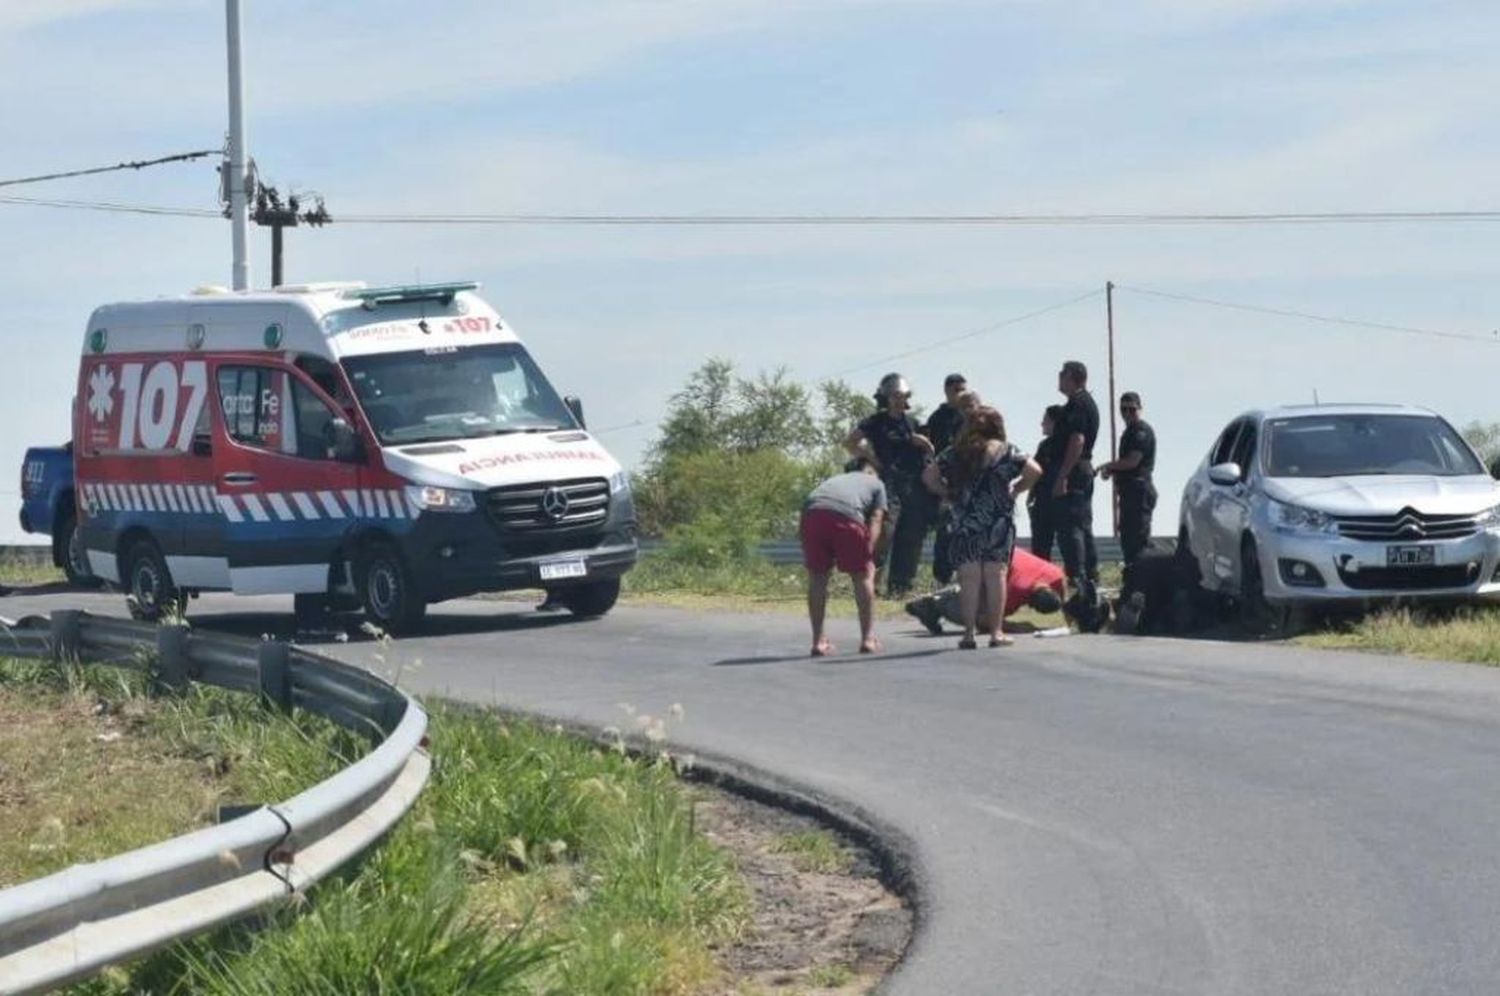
[405,485,477,513]
[609,470,631,495]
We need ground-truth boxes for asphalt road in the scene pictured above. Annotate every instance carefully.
[8,588,1500,995]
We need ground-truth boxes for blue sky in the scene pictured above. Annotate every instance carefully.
[3,0,1500,543]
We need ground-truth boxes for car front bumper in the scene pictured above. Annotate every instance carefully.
[1256,527,1500,604]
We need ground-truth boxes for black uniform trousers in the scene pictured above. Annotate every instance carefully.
[1028,497,1058,563]
[1056,477,1099,600]
[932,504,955,585]
[1117,476,1157,566]
[880,476,929,595]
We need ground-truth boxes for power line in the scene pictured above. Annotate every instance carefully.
[8,195,1500,227]
[0,150,219,190]
[0,194,216,217]
[1118,284,1499,345]
[828,288,1104,378]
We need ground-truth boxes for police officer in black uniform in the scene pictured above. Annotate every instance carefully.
[1098,391,1157,566]
[1029,404,1066,562]
[845,373,934,596]
[1050,360,1101,618]
[923,373,968,585]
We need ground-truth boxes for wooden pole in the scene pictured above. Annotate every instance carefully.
[1106,281,1119,537]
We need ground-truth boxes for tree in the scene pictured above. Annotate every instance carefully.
[650,358,736,462]
[817,378,876,450]
[1462,421,1500,474]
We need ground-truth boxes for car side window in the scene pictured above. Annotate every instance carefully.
[290,378,342,461]
[1210,420,1243,466]
[218,366,287,452]
[1229,421,1258,477]
[217,366,341,461]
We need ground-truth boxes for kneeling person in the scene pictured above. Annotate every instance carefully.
[905,548,1066,635]
[801,458,887,656]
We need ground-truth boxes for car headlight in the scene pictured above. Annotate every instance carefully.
[609,470,631,495]
[1268,499,1338,536]
[404,485,477,513]
[1476,502,1500,529]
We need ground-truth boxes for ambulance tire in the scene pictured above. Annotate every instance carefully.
[358,541,427,635]
[556,578,621,619]
[124,539,182,623]
[55,509,95,587]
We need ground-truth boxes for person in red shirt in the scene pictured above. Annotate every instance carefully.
[903,548,1067,635]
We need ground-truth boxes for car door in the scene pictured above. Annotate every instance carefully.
[1216,418,1259,590]
[212,360,364,594]
[1189,419,1245,588]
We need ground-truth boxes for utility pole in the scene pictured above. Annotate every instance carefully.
[224,0,250,290]
[1106,280,1119,536]
[253,185,330,287]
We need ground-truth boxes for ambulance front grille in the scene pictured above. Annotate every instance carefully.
[485,478,610,537]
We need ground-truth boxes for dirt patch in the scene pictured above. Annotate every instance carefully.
[693,787,911,994]
[0,685,217,886]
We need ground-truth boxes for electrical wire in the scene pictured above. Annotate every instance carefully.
[0,150,220,190]
[828,288,1104,378]
[6,194,1500,227]
[1117,284,1499,345]
[335,210,1500,226]
[0,194,217,217]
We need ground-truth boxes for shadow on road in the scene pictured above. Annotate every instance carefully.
[184,608,585,646]
[713,647,948,667]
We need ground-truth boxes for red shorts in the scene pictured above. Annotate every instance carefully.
[800,508,873,575]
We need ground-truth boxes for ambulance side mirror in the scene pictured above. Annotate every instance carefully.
[565,395,586,429]
[327,418,362,463]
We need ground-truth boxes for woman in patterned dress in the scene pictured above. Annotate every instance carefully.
[923,407,1042,648]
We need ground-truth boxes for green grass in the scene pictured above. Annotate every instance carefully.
[0,655,359,887]
[0,652,751,995]
[0,553,63,586]
[806,963,856,989]
[771,830,853,875]
[1297,606,1500,666]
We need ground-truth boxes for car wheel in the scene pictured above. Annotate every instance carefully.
[124,539,181,622]
[359,541,426,635]
[557,578,621,619]
[1238,536,1287,637]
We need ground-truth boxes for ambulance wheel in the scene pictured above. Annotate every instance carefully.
[359,542,426,635]
[55,509,94,587]
[124,540,181,622]
[557,578,620,619]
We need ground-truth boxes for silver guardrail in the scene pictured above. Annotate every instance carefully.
[0,610,431,996]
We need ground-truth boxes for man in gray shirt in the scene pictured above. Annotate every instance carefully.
[800,458,888,656]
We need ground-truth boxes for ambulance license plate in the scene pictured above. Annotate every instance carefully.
[1386,545,1435,567]
[540,559,587,581]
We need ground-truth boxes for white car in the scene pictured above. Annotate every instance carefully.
[1178,404,1500,627]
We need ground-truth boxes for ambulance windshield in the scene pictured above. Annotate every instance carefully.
[343,343,577,445]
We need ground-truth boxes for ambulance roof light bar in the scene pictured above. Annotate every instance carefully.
[343,281,480,309]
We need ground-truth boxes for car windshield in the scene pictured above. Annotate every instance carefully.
[1264,414,1483,478]
[342,343,576,445]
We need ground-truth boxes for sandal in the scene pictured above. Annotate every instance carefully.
[958,636,977,650]
[811,639,836,658]
[858,638,883,655]
[989,635,1015,648]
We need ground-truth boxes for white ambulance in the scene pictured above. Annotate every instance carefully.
[74,281,637,632]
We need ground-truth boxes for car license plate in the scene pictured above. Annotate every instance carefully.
[1386,545,1435,567]
[540,559,587,581]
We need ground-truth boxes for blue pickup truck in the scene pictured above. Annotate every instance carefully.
[19,444,92,584]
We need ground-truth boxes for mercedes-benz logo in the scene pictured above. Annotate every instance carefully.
[540,487,570,521]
